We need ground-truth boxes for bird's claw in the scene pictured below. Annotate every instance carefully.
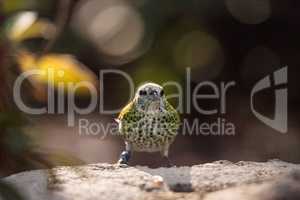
[117,163,129,168]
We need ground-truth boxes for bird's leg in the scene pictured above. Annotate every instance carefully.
[117,142,132,166]
[162,146,174,167]
[163,156,173,167]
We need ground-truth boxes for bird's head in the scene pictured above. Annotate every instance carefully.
[134,82,165,113]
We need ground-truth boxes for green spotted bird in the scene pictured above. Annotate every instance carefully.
[116,82,180,166]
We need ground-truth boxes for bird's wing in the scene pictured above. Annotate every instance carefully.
[165,100,180,124]
[117,101,134,121]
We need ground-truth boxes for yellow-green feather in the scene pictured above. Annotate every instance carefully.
[118,99,180,152]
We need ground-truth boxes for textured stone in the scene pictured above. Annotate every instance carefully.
[2,160,300,200]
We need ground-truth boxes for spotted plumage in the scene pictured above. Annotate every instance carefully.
[116,83,180,166]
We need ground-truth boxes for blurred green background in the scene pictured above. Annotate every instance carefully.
[0,0,300,180]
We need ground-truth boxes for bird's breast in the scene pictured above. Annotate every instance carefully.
[120,112,178,152]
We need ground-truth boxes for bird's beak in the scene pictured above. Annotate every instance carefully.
[150,91,160,101]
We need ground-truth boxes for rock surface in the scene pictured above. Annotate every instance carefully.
[2,160,300,200]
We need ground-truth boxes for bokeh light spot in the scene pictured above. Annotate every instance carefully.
[174,31,224,81]
[72,0,146,65]
[225,0,271,24]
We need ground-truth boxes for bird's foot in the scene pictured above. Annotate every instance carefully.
[117,151,131,167]
[116,163,129,168]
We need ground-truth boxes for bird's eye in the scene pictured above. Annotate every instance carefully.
[139,90,147,96]
[160,90,164,96]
